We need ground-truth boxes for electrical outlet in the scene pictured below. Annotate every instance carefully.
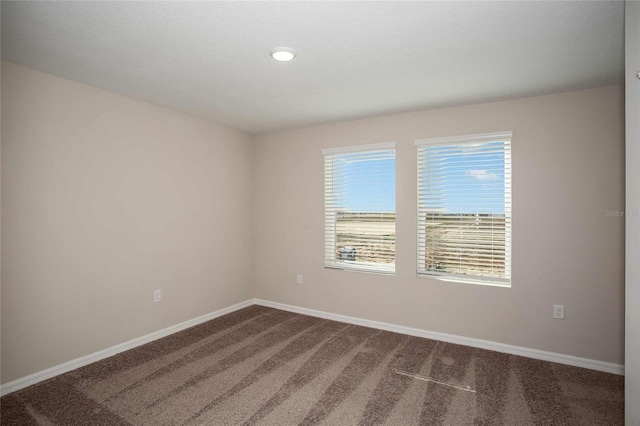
[296,274,303,285]
[154,289,162,303]
[553,304,564,319]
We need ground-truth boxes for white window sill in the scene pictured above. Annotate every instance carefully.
[417,272,511,288]
[325,262,395,276]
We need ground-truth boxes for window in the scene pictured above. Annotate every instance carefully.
[323,142,396,274]
[416,132,512,285]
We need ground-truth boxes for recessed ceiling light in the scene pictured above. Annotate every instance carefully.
[270,47,296,62]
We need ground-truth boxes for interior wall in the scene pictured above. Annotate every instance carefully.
[253,85,625,365]
[625,1,640,423]
[0,61,254,384]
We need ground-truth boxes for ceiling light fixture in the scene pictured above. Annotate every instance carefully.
[270,47,296,62]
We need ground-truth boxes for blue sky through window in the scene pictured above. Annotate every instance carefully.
[334,151,395,213]
[420,141,507,215]
[334,142,507,215]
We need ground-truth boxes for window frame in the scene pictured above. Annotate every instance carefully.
[415,132,512,287]
[323,141,397,275]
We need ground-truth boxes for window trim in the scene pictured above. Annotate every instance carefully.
[323,141,397,275]
[322,141,396,155]
[415,131,512,287]
[415,131,513,146]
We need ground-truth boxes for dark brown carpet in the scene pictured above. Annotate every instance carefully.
[0,306,624,425]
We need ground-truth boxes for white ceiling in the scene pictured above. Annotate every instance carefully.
[1,1,624,134]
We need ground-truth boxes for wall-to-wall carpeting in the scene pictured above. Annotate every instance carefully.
[0,306,624,425]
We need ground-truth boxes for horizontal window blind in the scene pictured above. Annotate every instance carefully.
[416,133,511,284]
[324,143,396,274]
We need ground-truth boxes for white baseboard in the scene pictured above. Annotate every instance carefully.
[254,298,625,376]
[0,299,254,397]
[1,297,623,398]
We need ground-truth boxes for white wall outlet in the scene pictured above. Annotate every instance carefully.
[553,304,565,319]
[296,274,303,285]
[154,289,162,303]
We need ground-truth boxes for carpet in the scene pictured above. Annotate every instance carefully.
[0,305,624,425]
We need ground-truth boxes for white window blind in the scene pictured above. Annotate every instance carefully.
[323,142,396,274]
[416,132,512,285]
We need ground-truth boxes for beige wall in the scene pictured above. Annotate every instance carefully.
[0,61,626,385]
[0,62,254,383]
[625,1,640,423]
[253,85,625,365]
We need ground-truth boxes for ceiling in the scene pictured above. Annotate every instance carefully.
[1,1,624,134]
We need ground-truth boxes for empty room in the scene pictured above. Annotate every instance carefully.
[1,1,639,425]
